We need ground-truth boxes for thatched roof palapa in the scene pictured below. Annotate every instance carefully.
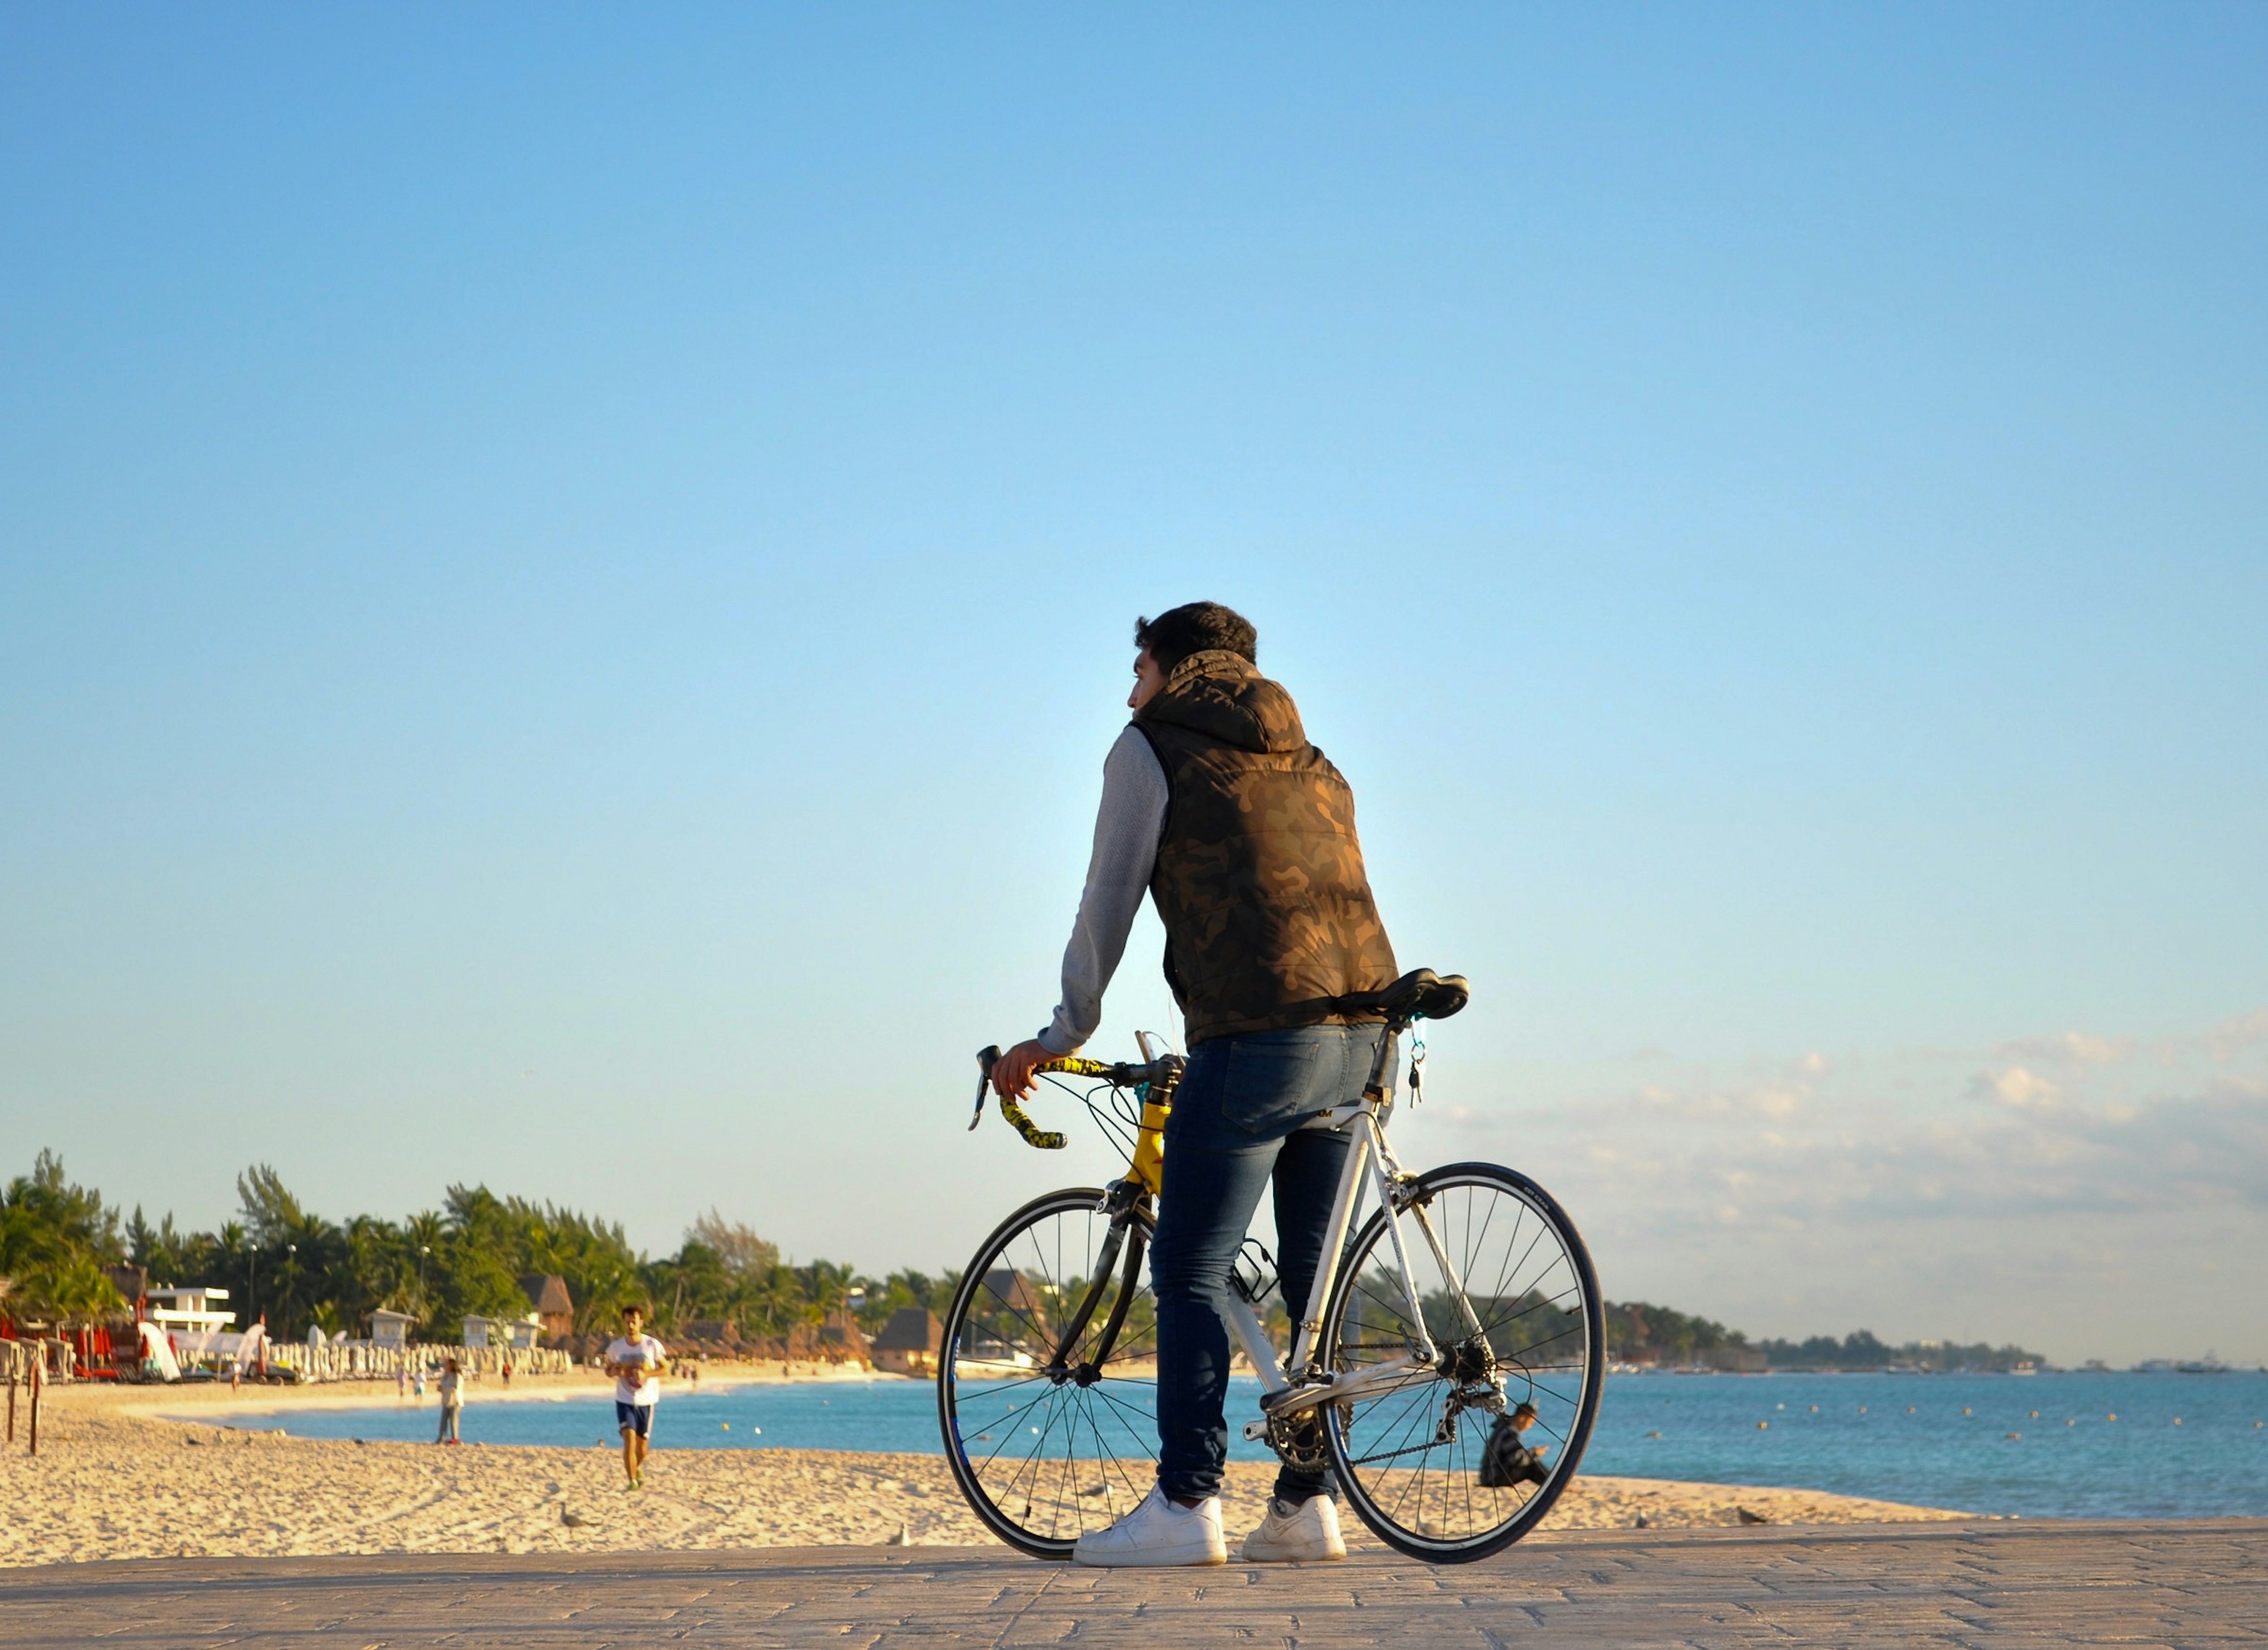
[869,1307,943,1355]
[519,1274,574,1316]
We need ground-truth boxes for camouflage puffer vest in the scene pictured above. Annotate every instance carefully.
[1134,650,1399,1045]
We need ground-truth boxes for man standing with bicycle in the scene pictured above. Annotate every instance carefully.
[992,601,1398,1566]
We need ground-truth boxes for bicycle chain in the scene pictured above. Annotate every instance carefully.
[1348,1416,1461,1468]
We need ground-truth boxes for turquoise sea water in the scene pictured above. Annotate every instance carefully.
[221,1371,2267,1521]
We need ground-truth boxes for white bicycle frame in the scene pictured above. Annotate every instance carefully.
[1177,1048,1491,1436]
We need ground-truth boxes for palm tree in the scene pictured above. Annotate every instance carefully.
[38,1257,123,1325]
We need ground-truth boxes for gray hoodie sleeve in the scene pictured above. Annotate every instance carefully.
[1038,725,1169,1055]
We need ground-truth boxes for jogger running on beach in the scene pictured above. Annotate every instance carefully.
[604,1305,667,1489]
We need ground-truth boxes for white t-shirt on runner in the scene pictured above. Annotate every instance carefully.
[606,1334,667,1407]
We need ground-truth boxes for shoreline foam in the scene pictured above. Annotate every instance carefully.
[120,1361,885,1426]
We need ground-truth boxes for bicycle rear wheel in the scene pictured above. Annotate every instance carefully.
[937,1188,1161,1558]
[1320,1162,1603,1563]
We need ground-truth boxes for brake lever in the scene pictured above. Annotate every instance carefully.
[972,1044,1001,1130]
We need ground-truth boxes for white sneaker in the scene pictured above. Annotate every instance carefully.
[1071,1485,1227,1567]
[1239,1495,1347,1563]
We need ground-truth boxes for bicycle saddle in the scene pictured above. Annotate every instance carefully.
[1340,967,1469,1025]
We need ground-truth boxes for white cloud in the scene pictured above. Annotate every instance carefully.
[2202,1006,2268,1058]
[1995,1032,2126,1066]
[1420,1007,2268,1362]
[1975,1065,2059,1110]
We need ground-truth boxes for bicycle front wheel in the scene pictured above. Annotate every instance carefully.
[937,1188,1162,1558]
[1320,1162,1604,1562]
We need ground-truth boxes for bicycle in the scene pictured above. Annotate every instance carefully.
[937,969,1604,1564]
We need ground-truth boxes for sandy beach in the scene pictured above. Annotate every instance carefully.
[0,1378,1971,1567]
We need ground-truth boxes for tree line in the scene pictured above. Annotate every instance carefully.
[3,1153,2044,1368]
[1,1152,954,1346]
[1604,1299,2043,1373]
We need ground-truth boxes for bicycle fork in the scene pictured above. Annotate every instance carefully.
[1041,1201,1148,1382]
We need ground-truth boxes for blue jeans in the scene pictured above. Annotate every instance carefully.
[1149,1023,1392,1504]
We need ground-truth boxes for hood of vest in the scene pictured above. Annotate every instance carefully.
[1135,650,1306,754]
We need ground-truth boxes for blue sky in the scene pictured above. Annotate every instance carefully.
[4,6,2263,1362]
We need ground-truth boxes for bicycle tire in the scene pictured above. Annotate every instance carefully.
[937,1187,1161,1558]
[1319,1162,1604,1563]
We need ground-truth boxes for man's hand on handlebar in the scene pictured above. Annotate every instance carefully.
[991,1038,1054,1100]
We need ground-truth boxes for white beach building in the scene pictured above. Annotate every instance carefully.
[145,1285,235,1335]
[462,1313,542,1352]
[369,1309,413,1351]
[144,1286,240,1365]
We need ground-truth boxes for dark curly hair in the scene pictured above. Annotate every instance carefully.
[1133,602,1258,674]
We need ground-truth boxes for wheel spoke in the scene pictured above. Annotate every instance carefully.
[949,1168,1599,1564]
[941,1192,1162,1557]
[1322,1169,1600,1558]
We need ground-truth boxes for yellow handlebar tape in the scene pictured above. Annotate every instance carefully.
[998,1093,1067,1150]
[990,1056,1138,1150]
[1040,1058,1114,1078]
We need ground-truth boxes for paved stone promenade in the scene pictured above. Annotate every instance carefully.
[0,1521,2258,1647]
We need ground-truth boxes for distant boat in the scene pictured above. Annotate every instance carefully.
[2176,1354,2229,1375]
[2011,1360,2038,1376]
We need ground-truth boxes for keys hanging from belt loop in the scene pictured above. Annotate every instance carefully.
[1407,1029,1426,1104]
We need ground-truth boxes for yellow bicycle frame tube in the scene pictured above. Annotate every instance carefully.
[1127,1091,1172,1198]
[1019,1056,1177,1196]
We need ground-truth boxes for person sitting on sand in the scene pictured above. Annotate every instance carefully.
[1477,1401,1551,1489]
[436,1357,465,1445]
[604,1305,667,1490]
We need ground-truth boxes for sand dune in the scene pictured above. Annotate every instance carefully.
[0,1378,1969,1567]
